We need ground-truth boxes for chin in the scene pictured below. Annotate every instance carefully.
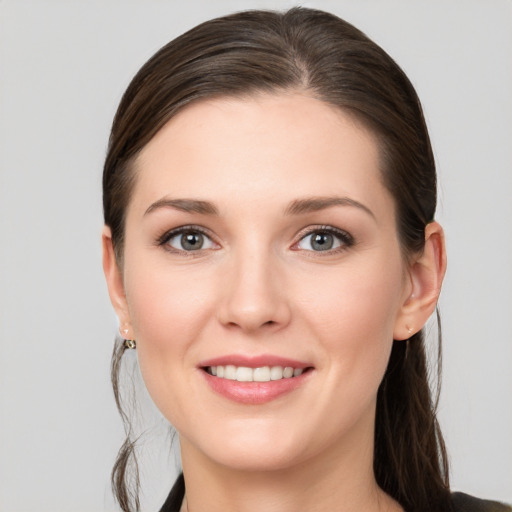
[211,445,307,473]
[182,420,315,473]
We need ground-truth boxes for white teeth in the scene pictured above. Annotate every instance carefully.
[283,367,294,378]
[207,365,306,382]
[253,366,270,382]
[224,365,236,380]
[270,366,283,380]
[235,366,253,382]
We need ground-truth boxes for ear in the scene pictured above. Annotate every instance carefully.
[394,221,447,340]
[102,225,132,338]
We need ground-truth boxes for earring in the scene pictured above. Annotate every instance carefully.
[124,339,137,349]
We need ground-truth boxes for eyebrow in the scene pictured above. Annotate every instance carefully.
[144,195,375,219]
[285,196,375,219]
[144,198,219,216]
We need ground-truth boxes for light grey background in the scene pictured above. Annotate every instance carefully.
[0,1,511,510]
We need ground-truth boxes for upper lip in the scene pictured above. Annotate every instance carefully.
[199,354,312,369]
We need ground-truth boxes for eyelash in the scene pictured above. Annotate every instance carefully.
[292,225,355,254]
[156,225,355,255]
[157,225,218,254]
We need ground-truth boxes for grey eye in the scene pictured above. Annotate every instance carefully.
[297,231,344,252]
[167,231,215,251]
[310,232,334,251]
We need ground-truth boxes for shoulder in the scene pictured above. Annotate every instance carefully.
[451,492,512,512]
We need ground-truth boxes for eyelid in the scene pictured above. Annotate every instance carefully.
[292,225,354,252]
[155,224,353,254]
[156,225,220,252]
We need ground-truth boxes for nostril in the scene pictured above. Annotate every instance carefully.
[224,319,277,330]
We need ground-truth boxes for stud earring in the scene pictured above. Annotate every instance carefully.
[120,326,136,349]
[124,339,137,349]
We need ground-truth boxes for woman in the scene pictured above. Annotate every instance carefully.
[101,7,511,512]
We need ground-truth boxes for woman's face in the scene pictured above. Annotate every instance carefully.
[114,93,413,471]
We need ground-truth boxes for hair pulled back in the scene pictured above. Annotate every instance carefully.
[103,7,450,512]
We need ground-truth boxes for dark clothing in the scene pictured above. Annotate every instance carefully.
[159,473,511,512]
[159,473,185,512]
[451,492,512,512]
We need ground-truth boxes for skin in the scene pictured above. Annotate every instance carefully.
[103,92,446,512]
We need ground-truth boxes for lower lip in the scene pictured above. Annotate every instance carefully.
[201,369,312,405]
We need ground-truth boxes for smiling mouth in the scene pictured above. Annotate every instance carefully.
[204,365,310,382]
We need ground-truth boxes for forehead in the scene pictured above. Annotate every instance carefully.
[131,92,391,218]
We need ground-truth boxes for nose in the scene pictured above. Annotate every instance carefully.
[217,249,291,333]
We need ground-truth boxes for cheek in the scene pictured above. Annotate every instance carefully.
[299,255,404,384]
[122,260,217,412]
[303,255,403,336]
[125,258,215,342]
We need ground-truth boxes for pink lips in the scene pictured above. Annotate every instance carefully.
[198,354,313,405]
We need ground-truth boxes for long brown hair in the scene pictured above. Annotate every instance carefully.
[104,7,450,512]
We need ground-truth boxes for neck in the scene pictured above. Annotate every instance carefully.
[178,415,402,512]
